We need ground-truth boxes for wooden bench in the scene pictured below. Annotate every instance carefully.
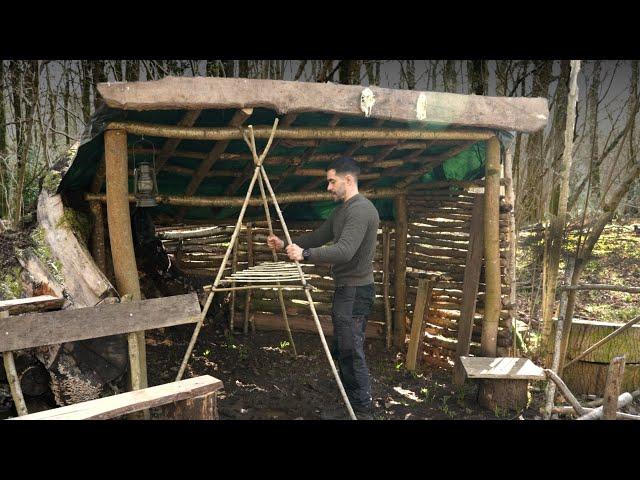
[458,356,545,411]
[1,293,204,418]
[10,375,223,420]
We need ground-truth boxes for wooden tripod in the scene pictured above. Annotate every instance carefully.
[176,119,357,420]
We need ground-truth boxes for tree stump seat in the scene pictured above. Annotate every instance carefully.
[458,356,545,412]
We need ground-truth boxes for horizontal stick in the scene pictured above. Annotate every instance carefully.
[107,121,496,141]
[559,284,640,294]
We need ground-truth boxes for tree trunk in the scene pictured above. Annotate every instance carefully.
[80,61,92,125]
[468,60,488,95]
[443,60,458,93]
[125,60,139,82]
[238,60,250,78]
[539,60,581,362]
[0,60,5,157]
[339,60,361,85]
[91,61,107,110]
[221,60,235,78]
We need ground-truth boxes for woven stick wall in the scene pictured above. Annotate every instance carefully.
[157,185,514,368]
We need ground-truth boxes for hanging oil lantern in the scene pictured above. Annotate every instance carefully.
[133,137,158,207]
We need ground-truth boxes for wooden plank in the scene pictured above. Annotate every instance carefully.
[97,77,549,133]
[0,293,201,352]
[603,356,626,420]
[11,375,223,420]
[406,279,432,371]
[459,356,545,380]
[0,295,65,315]
[453,195,484,385]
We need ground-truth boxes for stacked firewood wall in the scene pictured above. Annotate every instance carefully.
[158,184,514,368]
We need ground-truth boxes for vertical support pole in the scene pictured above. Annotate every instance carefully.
[89,200,107,274]
[393,194,408,350]
[481,136,501,357]
[104,129,147,390]
[1,310,28,417]
[243,222,254,334]
[382,226,392,350]
[453,194,485,386]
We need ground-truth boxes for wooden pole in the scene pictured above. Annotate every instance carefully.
[86,187,410,207]
[104,129,147,391]
[382,226,392,350]
[393,194,408,350]
[406,279,431,371]
[544,368,587,417]
[453,194,484,386]
[543,317,565,419]
[106,121,496,142]
[229,235,238,333]
[481,136,501,356]
[256,171,297,355]
[503,146,517,354]
[243,223,254,334]
[603,356,626,420]
[577,392,634,420]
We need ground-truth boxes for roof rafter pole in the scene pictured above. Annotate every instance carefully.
[155,109,202,172]
[480,136,502,356]
[85,186,407,207]
[176,108,253,221]
[106,121,495,142]
[104,128,148,393]
[360,142,433,189]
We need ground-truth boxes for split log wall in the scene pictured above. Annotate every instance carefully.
[158,186,514,369]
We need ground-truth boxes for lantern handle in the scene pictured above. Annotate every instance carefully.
[131,135,156,170]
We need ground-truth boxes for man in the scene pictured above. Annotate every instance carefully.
[267,157,379,420]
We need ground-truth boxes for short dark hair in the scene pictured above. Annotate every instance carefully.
[327,156,361,180]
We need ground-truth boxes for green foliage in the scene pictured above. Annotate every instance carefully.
[42,170,62,194]
[57,207,92,247]
[30,226,64,284]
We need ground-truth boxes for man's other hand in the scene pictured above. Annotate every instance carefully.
[267,234,284,251]
[286,243,304,262]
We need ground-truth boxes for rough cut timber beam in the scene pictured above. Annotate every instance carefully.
[97,77,549,133]
[225,113,298,196]
[155,110,202,172]
[106,122,496,142]
[176,108,253,221]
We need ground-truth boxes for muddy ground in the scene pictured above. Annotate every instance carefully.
[145,317,546,420]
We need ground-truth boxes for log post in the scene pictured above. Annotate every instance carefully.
[382,226,392,350]
[453,194,484,386]
[104,128,147,390]
[393,194,408,350]
[603,356,626,420]
[481,136,501,356]
[503,146,517,354]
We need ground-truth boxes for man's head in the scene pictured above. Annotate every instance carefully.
[326,156,360,202]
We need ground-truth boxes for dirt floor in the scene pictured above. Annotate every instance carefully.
[145,317,546,420]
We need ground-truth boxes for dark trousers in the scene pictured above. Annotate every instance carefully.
[331,283,375,410]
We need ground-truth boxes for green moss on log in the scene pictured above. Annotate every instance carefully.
[42,170,62,194]
[30,226,64,284]
[57,207,92,247]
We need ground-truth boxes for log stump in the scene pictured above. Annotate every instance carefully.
[478,379,529,412]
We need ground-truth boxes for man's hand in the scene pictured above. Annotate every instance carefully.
[267,234,285,252]
[285,243,304,262]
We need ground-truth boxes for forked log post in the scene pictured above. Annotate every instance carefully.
[481,136,501,356]
[104,128,147,390]
[393,194,408,349]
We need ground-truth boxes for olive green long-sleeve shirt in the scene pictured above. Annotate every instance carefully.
[292,194,379,286]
